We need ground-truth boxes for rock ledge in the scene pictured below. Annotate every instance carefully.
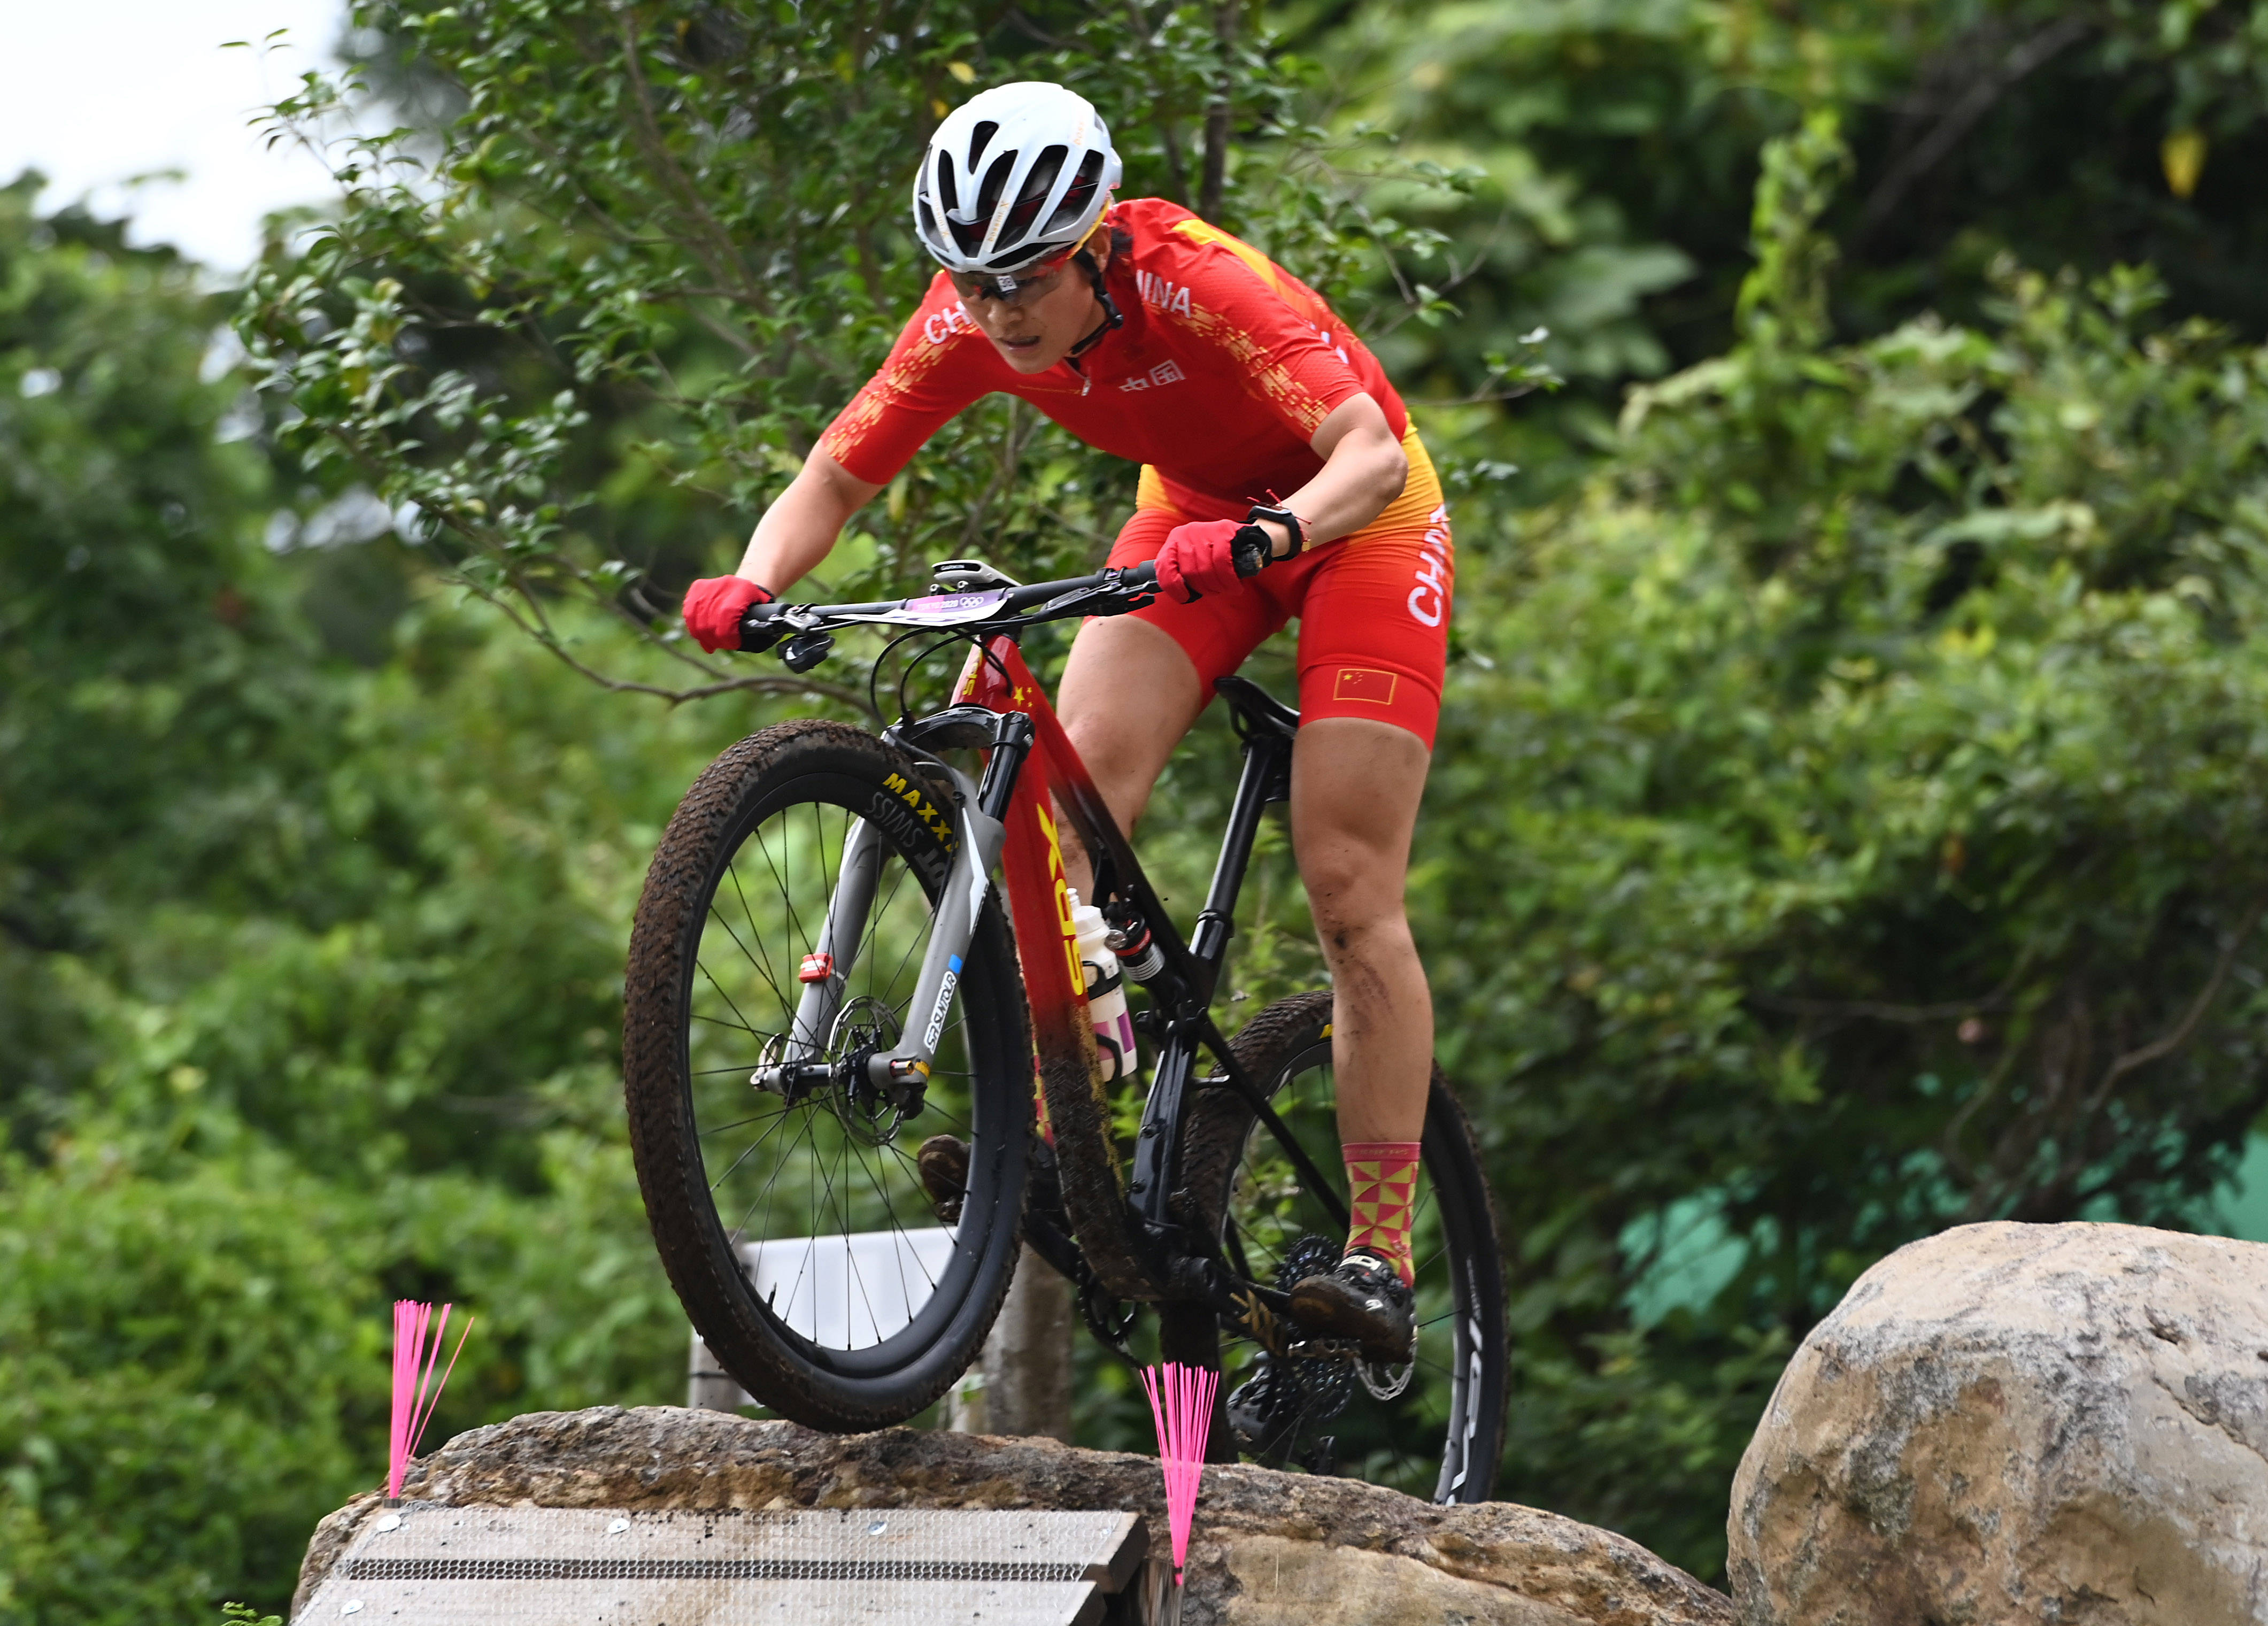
[297,1405,1732,1625]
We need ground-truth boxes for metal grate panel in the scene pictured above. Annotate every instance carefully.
[296,1503,1147,1626]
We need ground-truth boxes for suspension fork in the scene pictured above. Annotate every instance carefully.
[866,713,1035,1097]
[750,713,1028,1106]
[865,784,1006,1104]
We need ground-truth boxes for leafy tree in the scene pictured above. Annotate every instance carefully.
[236,0,1489,696]
[0,178,702,1615]
[1323,0,2268,490]
[0,174,299,1149]
[1421,113,2268,1568]
[0,1143,378,1622]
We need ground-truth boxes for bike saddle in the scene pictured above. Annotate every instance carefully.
[1214,675,1300,739]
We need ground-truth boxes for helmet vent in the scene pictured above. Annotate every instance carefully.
[973,151,1015,226]
[1003,145,1067,244]
[1047,150,1107,235]
[911,82,1121,275]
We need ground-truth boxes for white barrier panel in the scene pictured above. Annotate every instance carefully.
[740,1226,960,1349]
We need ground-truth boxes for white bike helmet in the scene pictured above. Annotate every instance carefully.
[913,81,1123,275]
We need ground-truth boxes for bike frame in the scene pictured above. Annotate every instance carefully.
[763,565,1351,1336]
[908,635,1348,1320]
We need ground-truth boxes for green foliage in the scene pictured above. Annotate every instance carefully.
[0,176,296,945]
[0,1145,376,1622]
[0,596,719,1617]
[1316,0,2268,496]
[1421,118,2268,1569]
[0,173,720,1613]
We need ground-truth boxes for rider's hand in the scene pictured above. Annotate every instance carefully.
[683,575,777,652]
[1154,518,1270,604]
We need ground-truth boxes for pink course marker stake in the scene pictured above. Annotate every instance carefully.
[388,1299,474,1505]
[1141,1361,1219,1587]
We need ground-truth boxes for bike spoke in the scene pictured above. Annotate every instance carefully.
[695,951,772,1042]
[708,1101,798,1195]
[742,1108,816,1246]
[722,861,791,1010]
[698,1109,776,1138]
[688,1000,762,1039]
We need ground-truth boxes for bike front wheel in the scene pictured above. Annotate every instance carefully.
[623,720,1031,1431]
[1178,990,1509,1502]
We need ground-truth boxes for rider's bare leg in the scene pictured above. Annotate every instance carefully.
[1053,615,1204,895]
[1289,717,1433,1146]
[1057,619,1432,1147]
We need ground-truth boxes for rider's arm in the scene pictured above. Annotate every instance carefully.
[734,449,885,595]
[1253,391,1409,559]
[730,275,991,595]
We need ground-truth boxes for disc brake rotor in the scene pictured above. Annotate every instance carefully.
[827,995,907,1146]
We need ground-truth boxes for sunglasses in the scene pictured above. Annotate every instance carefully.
[947,251,1076,308]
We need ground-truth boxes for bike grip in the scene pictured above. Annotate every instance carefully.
[739,598,791,654]
[1121,561,1159,593]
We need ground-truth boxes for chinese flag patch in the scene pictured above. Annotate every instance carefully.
[1332,667,1398,705]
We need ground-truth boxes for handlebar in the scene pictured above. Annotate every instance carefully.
[739,562,1159,668]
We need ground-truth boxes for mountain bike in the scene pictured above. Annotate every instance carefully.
[623,557,1508,1502]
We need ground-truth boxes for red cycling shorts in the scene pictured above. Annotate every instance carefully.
[1105,425,1455,749]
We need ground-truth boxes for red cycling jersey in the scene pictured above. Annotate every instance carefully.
[817,197,1454,748]
[819,197,1408,513]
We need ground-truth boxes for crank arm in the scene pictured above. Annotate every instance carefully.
[1167,1245,1300,1357]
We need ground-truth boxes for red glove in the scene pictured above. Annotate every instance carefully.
[1153,519,1269,604]
[682,575,775,652]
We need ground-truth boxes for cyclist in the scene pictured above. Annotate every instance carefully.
[681,81,1452,1362]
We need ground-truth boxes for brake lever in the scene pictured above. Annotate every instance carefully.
[1030,567,1158,622]
[779,629,835,672]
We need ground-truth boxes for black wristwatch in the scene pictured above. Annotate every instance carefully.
[1246,504,1307,560]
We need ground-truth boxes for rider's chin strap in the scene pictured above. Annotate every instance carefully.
[1066,248,1123,361]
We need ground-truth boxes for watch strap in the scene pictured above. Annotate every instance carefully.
[1246,503,1306,558]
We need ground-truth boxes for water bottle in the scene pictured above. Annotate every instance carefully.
[1068,890,1139,1084]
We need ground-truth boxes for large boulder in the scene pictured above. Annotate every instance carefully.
[296,1405,1733,1625]
[1729,1221,2268,1625]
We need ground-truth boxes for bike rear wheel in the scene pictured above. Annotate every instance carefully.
[624,720,1030,1430]
[1178,990,1508,1502]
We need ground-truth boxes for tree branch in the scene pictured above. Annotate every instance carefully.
[1199,0,1238,220]
[1855,13,2095,244]
[1119,0,1190,205]
[2088,892,2268,1104]
[481,582,862,709]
